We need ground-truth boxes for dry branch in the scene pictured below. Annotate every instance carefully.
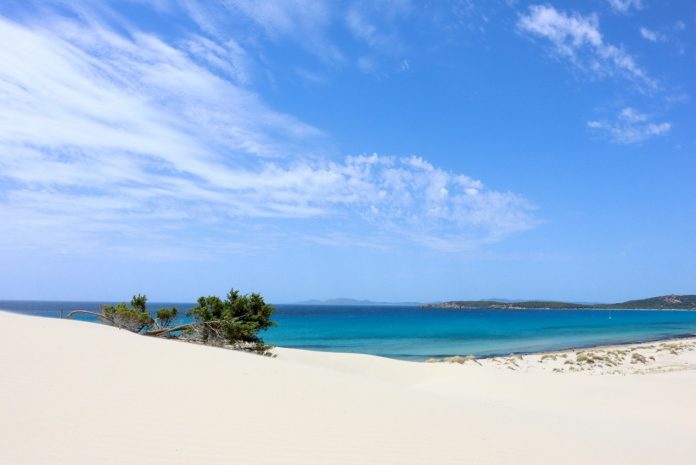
[65,309,115,324]
[144,323,194,337]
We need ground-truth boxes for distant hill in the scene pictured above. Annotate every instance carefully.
[599,295,696,310]
[294,298,420,306]
[422,295,696,310]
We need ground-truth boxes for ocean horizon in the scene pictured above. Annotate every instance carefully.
[4,300,696,360]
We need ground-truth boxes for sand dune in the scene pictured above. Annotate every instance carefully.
[1,311,695,465]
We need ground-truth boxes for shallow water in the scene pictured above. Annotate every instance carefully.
[5,301,696,360]
[263,305,696,360]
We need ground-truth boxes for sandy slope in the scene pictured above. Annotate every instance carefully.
[1,311,695,465]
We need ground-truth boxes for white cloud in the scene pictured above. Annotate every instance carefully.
[345,0,412,73]
[225,0,332,38]
[294,67,329,85]
[518,5,657,90]
[639,27,665,43]
[587,108,671,143]
[177,0,346,66]
[143,0,421,75]
[618,107,647,122]
[345,0,411,49]
[0,13,536,256]
[346,8,379,46]
[185,35,250,83]
[607,0,643,14]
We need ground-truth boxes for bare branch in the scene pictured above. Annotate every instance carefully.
[65,310,115,324]
[144,323,194,337]
[144,318,241,338]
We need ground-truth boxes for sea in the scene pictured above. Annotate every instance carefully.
[3,300,696,361]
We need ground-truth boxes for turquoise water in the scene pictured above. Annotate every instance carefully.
[3,301,696,360]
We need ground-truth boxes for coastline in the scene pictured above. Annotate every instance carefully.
[428,335,696,375]
[443,331,696,362]
[3,306,696,362]
[2,310,696,464]
[422,304,696,311]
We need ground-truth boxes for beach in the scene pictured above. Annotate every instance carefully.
[1,310,696,465]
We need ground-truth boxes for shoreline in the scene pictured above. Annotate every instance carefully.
[455,331,696,362]
[3,308,696,362]
[3,309,696,374]
[429,335,696,375]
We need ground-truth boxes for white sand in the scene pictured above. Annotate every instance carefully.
[1,311,695,465]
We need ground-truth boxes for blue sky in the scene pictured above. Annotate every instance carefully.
[0,0,694,303]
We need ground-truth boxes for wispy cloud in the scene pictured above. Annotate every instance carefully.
[587,108,671,143]
[0,11,536,256]
[517,5,657,90]
[346,1,411,45]
[607,0,643,14]
[344,0,413,74]
[223,0,344,64]
[639,27,665,43]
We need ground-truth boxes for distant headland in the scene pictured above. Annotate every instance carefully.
[294,298,421,306]
[422,294,696,310]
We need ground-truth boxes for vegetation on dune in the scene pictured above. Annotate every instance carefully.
[66,289,276,355]
[155,307,178,327]
[184,290,276,353]
[101,294,156,333]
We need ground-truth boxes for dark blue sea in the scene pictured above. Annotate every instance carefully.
[3,301,696,360]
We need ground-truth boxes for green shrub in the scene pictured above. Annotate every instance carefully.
[187,289,276,353]
[156,307,178,327]
[102,294,153,333]
[92,290,276,355]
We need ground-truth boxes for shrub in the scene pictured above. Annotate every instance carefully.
[72,289,277,355]
[156,307,178,327]
[187,289,276,353]
[102,295,153,333]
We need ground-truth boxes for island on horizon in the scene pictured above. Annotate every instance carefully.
[422,294,696,310]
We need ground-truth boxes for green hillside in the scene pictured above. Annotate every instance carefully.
[422,295,696,310]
